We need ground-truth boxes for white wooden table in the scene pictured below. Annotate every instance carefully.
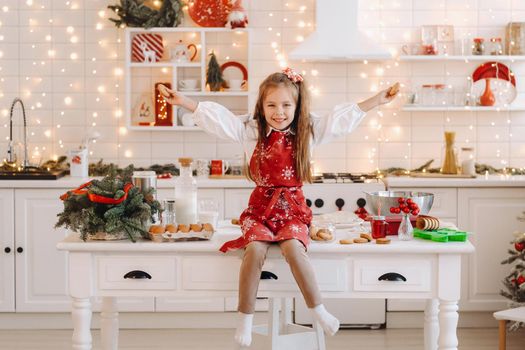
[57,226,474,350]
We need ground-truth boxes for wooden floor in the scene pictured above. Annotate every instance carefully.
[0,328,524,349]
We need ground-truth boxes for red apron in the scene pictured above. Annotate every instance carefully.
[219,130,312,253]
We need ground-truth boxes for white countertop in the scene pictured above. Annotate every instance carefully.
[0,176,254,189]
[383,174,525,188]
[1,174,524,189]
[57,224,474,255]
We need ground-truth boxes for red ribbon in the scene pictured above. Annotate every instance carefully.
[60,181,134,205]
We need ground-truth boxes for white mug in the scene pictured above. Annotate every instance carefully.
[179,79,198,90]
[228,79,246,90]
[68,148,89,178]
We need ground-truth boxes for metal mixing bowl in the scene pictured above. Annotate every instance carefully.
[365,191,434,217]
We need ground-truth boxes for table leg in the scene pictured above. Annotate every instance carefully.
[72,297,92,350]
[498,320,507,350]
[424,299,439,350]
[101,297,119,350]
[437,300,458,350]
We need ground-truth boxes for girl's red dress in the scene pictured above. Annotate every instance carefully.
[219,130,312,252]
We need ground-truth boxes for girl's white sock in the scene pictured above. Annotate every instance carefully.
[234,312,253,347]
[310,304,340,336]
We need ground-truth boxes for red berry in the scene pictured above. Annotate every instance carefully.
[398,198,405,204]
[411,209,420,216]
[402,207,411,214]
[517,275,525,286]
[515,241,525,252]
[399,204,407,210]
[406,198,413,204]
[394,208,401,214]
[390,207,396,213]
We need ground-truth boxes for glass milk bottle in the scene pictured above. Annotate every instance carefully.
[174,158,197,225]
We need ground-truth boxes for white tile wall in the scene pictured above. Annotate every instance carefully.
[1,0,525,172]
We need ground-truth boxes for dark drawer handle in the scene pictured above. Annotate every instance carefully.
[4,247,11,254]
[260,271,278,280]
[17,247,23,253]
[123,270,152,279]
[378,272,407,282]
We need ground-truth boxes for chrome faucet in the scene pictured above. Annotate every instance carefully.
[7,98,29,169]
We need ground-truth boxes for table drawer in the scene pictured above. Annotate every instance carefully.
[182,257,347,292]
[97,256,177,291]
[354,259,433,292]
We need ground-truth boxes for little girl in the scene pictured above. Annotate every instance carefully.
[160,68,398,347]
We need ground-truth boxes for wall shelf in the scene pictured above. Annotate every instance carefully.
[398,55,525,62]
[127,125,202,131]
[402,105,525,112]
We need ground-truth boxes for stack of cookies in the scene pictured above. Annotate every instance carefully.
[148,223,215,242]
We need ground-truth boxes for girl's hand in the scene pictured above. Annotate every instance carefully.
[158,84,198,112]
[377,82,400,105]
[158,84,183,105]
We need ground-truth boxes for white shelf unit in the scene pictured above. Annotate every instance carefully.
[398,55,525,62]
[125,27,250,130]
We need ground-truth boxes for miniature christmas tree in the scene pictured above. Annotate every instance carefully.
[500,211,525,330]
[206,51,226,91]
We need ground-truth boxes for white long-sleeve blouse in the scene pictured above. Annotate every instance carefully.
[192,101,367,159]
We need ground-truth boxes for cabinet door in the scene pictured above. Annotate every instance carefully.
[224,189,252,219]
[0,189,14,312]
[458,188,525,311]
[14,189,72,312]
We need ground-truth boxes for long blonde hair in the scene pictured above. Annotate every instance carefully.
[247,72,313,183]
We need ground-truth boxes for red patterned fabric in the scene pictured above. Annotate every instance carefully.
[131,33,164,62]
[219,130,312,253]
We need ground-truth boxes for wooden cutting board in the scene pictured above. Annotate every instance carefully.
[409,172,476,178]
[208,175,246,179]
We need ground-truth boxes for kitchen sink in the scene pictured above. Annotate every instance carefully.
[0,167,67,180]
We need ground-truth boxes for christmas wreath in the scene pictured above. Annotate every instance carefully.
[55,165,162,242]
[107,0,183,28]
[500,211,525,330]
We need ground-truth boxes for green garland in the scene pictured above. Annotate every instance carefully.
[107,0,183,28]
[55,165,162,242]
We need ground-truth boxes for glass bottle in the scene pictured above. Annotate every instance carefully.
[398,214,414,241]
[174,157,198,225]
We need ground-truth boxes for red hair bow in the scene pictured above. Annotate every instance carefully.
[282,67,303,83]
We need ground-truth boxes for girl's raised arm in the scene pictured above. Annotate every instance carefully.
[159,85,247,144]
[311,83,399,146]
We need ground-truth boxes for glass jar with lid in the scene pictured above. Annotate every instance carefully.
[489,37,504,55]
[420,84,435,105]
[506,22,525,55]
[472,38,485,55]
[460,147,476,176]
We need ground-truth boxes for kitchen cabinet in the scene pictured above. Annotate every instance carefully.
[125,27,250,131]
[458,188,525,311]
[0,189,14,312]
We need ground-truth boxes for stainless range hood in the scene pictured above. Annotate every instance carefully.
[289,0,392,62]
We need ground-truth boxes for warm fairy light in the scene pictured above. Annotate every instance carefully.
[47,49,55,57]
[114,109,122,118]
[97,85,106,93]
[45,35,51,41]
[124,150,132,158]
[70,52,78,60]
[119,127,127,135]
[70,36,78,43]
[44,130,51,138]
[96,23,103,30]
[296,35,304,42]
[114,67,123,76]
[2,6,8,12]
[66,26,74,33]
[64,97,72,105]
[26,0,33,5]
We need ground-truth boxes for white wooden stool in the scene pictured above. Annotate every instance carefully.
[493,306,525,350]
[251,298,326,350]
